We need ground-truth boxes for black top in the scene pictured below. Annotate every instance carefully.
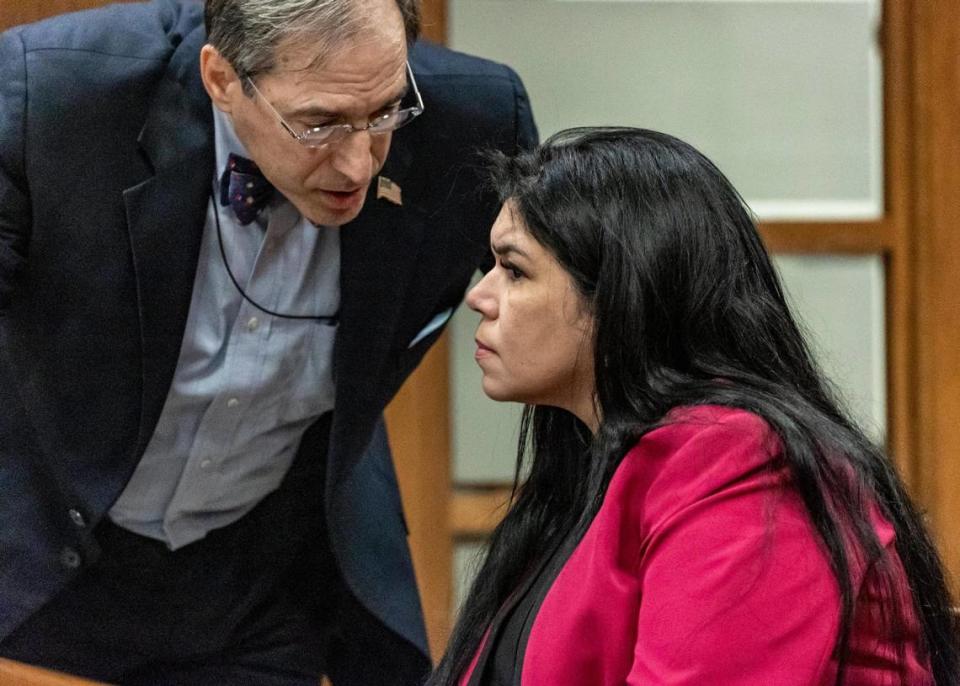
[485,572,544,685]
[470,532,581,686]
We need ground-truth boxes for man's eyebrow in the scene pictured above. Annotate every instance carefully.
[283,81,410,120]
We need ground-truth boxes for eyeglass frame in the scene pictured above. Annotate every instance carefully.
[243,61,424,149]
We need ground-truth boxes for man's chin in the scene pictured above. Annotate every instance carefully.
[304,209,360,228]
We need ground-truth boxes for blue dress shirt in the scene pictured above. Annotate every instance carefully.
[109,107,341,549]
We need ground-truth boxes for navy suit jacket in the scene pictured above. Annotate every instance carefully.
[0,1,536,682]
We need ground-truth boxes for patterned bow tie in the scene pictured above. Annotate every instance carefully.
[219,153,274,225]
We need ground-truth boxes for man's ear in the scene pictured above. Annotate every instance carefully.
[200,44,241,113]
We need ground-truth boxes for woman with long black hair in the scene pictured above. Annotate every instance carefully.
[432,127,958,685]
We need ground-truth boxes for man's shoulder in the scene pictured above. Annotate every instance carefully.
[410,41,519,83]
[9,0,202,63]
[409,40,531,135]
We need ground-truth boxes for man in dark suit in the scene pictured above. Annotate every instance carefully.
[0,0,536,683]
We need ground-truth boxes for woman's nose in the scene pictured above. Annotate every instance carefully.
[466,272,495,316]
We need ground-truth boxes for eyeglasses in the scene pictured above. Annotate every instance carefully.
[245,62,424,148]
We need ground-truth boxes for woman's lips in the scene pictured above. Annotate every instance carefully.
[475,339,495,360]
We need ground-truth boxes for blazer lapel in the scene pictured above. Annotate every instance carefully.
[123,25,214,459]
[329,130,425,489]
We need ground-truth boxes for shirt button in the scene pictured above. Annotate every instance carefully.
[246,316,259,332]
[60,547,82,570]
[67,508,86,528]
[227,397,240,408]
[200,459,213,471]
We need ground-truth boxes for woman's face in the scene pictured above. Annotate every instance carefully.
[466,203,597,428]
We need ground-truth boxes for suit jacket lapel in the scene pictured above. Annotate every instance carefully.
[123,24,214,459]
[330,130,425,489]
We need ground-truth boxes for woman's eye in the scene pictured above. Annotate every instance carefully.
[501,260,524,280]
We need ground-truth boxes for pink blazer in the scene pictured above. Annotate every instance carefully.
[461,406,931,685]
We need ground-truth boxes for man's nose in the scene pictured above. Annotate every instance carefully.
[328,131,375,186]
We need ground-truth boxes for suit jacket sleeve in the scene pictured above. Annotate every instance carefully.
[0,28,31,315]
[510,66,538,154]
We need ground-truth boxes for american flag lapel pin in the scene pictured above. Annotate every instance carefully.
[376,176,403,206]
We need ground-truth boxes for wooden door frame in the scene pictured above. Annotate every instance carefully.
[908,0,960,581]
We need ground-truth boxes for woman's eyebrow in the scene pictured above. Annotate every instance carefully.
[491,241,531,259]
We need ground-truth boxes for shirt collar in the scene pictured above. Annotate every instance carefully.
[213,105,254,176]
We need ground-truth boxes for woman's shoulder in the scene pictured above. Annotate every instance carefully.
[608,405,787,531]
[663,403,772,434]
[625,404,781,476]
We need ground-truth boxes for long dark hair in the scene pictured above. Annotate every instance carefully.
[431,127,958,685]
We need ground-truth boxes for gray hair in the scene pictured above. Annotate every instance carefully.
[205,0,421,78]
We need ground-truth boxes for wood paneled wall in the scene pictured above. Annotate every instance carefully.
[910,0,960,582]
[0,659,102,686]
[0,0,132,28]
[384,338,452,660]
